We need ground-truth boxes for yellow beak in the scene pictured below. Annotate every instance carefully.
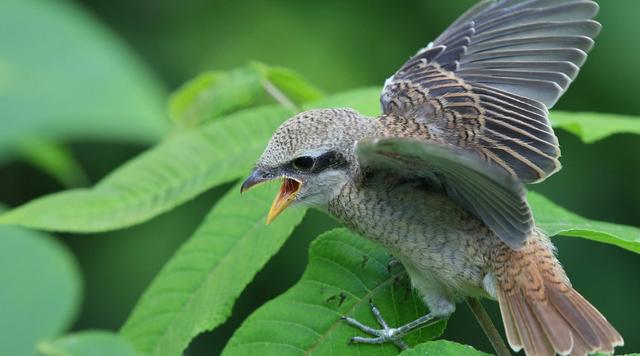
[266,178,301,224]
[241,170,302,224]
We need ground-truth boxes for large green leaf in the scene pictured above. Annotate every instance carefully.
[169,64,323,127]
[529,192,640,254]
[398,340,492,356]
[253,62,325,106]
[0,106,290,232]
[550,112,640,143]
[38,331,138,356]
[168,67,264,127]
[222,228,447,356]
[0,0,168,159]
[0,223,82,356]
[120,181,306,356]
[0,86,381,233]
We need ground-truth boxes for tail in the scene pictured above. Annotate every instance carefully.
[492,232,623,356]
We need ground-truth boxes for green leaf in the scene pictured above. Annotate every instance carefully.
[120,181,306,356]
[168,67,264,127]
[529,192,640,254]
[550,111,640,143]
[252,62,325,105]
[0,0,169,157]
[222,228,447,356]
[0,106,290,232]
[0,224,82,356]
[16,138,88,188]
[169,64,324,127]
[399,340,492,356]
[168,70,224,124]
[38,331,139,356]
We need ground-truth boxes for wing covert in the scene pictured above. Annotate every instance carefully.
[356,137,533,249]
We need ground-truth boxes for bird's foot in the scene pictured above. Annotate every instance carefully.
[341,299,436,350]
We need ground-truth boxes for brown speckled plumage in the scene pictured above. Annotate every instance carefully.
[328,178,494,300]
[244,1,623,355]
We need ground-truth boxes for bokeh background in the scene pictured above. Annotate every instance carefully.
[1,0,638,354]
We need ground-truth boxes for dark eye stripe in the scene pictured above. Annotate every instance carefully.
[285,151,348,174]
[311,151,348,172]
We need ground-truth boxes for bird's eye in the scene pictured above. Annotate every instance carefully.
[292,156,315,171]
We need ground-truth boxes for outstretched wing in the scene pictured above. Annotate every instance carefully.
[357,138,532,249]
[381,0,601,183]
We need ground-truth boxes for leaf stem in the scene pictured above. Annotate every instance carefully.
[262,79,299,113]
[465,297,511,356]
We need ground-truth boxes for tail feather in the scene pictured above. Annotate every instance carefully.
[498,290,523,352]
[493,233,623,356]
[549,288,623,354]
[546,287,599,351]
[509,289,555,356]
[530,293,573,354]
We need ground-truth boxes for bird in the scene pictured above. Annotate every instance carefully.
[240,0,624,355]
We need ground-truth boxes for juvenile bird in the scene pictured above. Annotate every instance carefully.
[241,0,624,355]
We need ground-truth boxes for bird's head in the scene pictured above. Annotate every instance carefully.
[241,108,372,223]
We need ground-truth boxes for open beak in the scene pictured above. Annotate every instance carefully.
[241,169,302,224]
[266,177,301,224]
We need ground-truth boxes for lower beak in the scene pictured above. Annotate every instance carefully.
[266,178,301,224]
[241,170,301,224]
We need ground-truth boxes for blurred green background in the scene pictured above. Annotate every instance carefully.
[0,0,638,354]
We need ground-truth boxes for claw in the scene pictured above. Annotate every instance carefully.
[370,300,390,329]
[341,299,438,351]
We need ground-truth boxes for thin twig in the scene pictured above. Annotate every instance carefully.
[262,79,299,113]
[465,297,511,356]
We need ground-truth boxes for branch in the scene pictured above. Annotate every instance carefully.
[465,297,511,356]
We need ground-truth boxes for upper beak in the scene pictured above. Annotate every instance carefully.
[241,168,302,224]
[240,168,271,194]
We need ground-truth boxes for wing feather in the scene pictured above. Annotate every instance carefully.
[377,0,600,243]
[356,138,533,248]
[467,35,594,53]
[381,0,600,184]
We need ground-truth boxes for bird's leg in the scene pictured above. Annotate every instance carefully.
[341,299,438,350]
